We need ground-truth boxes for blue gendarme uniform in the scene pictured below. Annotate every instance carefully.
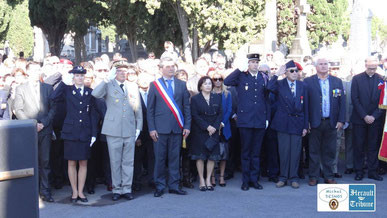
[224,66,270,186]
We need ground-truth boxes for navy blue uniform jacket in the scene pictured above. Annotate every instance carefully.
[267,76,309,135]
[224,69,270,128]
[50,82,98,142]
[303,75,345,129]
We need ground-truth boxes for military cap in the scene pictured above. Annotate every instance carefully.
[60,59,73,65]
[285,60,297,69]
[247,53,260,61]
[112,59,130,69]
[295,62,303,71]
[69,66,87,74]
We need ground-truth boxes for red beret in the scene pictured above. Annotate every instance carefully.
[295,62,303,71]
[60,59,73,65]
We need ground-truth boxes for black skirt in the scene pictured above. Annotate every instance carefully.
[64,140,90,160]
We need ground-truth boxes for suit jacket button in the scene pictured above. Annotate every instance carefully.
[79,111,82,113]
[80,120,82,122]
[80,102,83,104]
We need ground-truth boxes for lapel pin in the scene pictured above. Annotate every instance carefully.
[72,90,76,95]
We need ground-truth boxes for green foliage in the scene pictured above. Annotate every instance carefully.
[277,0,349,50]
[372,16,387,41]
[6,0,34,57]
[182,0,266,52]
[0,1,12,42]
[98,24,117,42]
[136,1,182,57]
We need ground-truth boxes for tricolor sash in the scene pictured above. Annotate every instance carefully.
[153,78,184,129]
[378,80,387,162]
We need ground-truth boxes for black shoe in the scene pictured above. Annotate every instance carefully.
[368,174,383,181]
[41,194,54,202]
[87,188,95,194]
[250,182,263,190]
[334,173,342,178]
[70,197,78,203]
[224,174,234,180]
[206,186,214,191]
[182,181,194,189]
[355,174,363,181]
[154,189,164,197]
[78,196,88,203]
[122,193,134,200]
[268,177,279,183]
[241,183,249,191]
[148,182,156,189]
[298,174,305,179]
[344,168,354,174]
[199,186,207,191]
[112,193,121,201]
[378,168,386,175]
[169,189,187,195]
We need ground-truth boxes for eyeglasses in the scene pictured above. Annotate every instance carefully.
[213,78,223,82]
[289,69,299,73]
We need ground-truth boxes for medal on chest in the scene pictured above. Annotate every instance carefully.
[245,83,249,91]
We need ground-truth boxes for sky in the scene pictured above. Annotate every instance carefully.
[368,0,387,23]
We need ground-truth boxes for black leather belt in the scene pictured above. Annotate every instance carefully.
[321,117,330,121]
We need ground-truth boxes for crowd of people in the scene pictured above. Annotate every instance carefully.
[0,41,387,204]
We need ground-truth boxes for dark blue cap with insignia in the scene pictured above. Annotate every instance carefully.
[69,66,87,74]
[247,53,260,61]
[285,60,297,69]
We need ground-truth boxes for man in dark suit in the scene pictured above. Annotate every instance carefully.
[147,57,191,197]
[304,58,345,186]
[14,61,56,202]
[0,89,10,120]
[133,73,155,191]
[224,53,270,191]
[351,56,384,181]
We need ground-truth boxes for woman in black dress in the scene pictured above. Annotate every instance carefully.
[50,66,97,203]
[190,76,223,191]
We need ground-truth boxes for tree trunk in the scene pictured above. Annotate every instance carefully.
[74,33,85,65]
[46,29,64,57]
[192,27,199,61]
[127,32,137,62]
[173,1,193,64]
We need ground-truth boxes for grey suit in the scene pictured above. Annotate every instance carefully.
[14,81,55,196]
[343,80,353,169]
[147,77,191,191]
[92,79,142,194]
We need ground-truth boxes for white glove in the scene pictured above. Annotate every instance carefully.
[106,67,116,81]
[90,136,96,147]
[265,120,269,129]
[62,73,74,85]
[135,129,141,141]
[235,57,248,72]
[343,122,349,130]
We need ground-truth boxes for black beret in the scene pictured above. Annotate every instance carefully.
[247,53,260,61]
[285,60,297,69]
[69,66,86,74]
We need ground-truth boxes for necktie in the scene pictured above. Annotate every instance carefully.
[120,84,125,93]
[166,80,174,96]
[290,83,295,97]
[261,72,268,85]
[77,88,82,96]
[143,92,148,108]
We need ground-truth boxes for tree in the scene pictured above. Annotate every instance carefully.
[277,0,349,51]
[67,0,108,64]
[0,1,12,42]
[141,0,267,62]
[6,0,34,57]
[29,0,71,56]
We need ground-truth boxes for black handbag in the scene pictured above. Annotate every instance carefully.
[205,134,219,151]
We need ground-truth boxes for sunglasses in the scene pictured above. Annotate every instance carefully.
[261,71,269,74]
[213,78,223,82]
[289,69,299,73]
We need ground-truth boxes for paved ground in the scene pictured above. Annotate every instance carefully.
[39,169,387,218]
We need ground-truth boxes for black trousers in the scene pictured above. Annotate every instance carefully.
[260,128,279,178]
[38,133,52,195]
[225,119,241,176]
[86,139,111,189]
[353,122,382,176]
[153,133,182,190]
[49,129,65,186]
[239,127,265,183]
[308,120,337,180]
[134,137,154,185]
